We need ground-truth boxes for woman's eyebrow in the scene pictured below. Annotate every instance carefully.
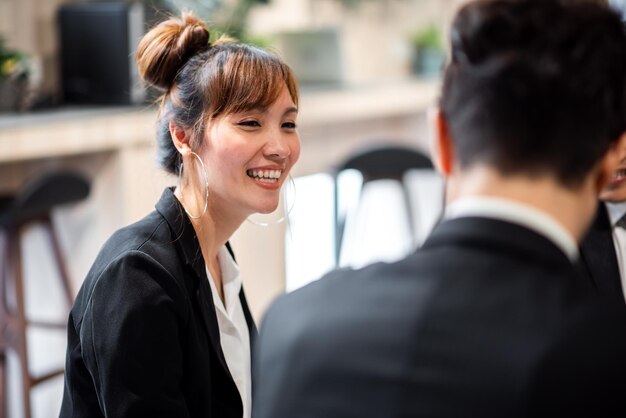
[284,106,298,116]
[245,106,267,114]
[238,105,298,116]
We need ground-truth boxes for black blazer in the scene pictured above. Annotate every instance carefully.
[60,188,257,418]
[254,217,626,418]
[579,203,624,301]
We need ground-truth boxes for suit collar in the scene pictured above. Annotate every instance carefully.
[445,196,578,261]
[424,216,574,270]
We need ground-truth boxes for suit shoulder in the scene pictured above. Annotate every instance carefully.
[261,257,423,343]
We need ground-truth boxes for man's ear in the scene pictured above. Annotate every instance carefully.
[169,121,191,155]
[428,107,455,176]
[596,132,626,192]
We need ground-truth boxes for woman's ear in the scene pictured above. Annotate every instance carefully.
[428,107,454,176]
[170,121,191,155]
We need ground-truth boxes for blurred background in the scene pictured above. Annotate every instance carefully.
[0,0,464,416]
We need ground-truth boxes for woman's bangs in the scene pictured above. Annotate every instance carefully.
[224,52,298,114]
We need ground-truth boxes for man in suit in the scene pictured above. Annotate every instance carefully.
[580,138,626,302]
[254,1,626,417]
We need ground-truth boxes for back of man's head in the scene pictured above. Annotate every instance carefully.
[441,0,626,188]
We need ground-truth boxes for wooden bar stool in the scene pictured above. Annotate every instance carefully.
[0,171,90,418]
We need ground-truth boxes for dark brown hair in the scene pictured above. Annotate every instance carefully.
[440,0,626,188]
[135,12,300,174]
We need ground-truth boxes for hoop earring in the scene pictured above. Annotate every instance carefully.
[246,174,296,227]
[179,151,209,220]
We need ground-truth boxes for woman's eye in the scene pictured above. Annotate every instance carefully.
[238,120,261,127]
[282,122,297,129]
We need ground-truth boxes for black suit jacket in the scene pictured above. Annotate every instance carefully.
[254,217,626,418]
[60,188,257,418]
[579,203,624,301]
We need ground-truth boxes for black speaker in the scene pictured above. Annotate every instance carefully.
[58,1,145,105]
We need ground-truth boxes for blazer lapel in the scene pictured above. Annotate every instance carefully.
[226,243,258,340]
[580,204,623,294]
[239,288,258,402]
[155,188,231,376]
[193,259,231,374]
[239,290,258,347]
[225,241,258,347]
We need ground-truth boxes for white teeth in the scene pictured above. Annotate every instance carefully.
[247,169,283,181]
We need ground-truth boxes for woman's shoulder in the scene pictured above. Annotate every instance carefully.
[100,210,173,260]
[71,209,191,325]
[83,209,186,292]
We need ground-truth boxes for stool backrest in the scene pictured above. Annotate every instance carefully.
[8,171,90,226]
[332,144,434,266]
[335,145,433,181]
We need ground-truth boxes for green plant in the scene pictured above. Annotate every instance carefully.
[410,24,445,78]
[411,24,443,51]
[0,37,28,80]
[161,0,272,48]
[204,26,272,49]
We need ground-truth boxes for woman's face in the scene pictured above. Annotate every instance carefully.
[600,136,626,203]
[199,83,301,219]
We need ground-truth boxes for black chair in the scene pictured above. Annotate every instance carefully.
[0,170,90,418]
[332,144,434,266]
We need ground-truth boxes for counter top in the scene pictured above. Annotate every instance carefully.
[0,79,439,164]
[0,105,156,163]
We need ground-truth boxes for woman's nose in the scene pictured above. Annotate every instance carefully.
[264,132,291,159]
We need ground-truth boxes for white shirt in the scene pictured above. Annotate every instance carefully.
[206,246,251,418]
[445,196,579,261]
[603,201,626,301]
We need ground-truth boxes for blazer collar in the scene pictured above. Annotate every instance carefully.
[155,188,230,369]
[155,187,205,277]
[423,216,575,270]
[155,188,258,378]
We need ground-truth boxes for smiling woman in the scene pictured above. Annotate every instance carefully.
[59,11,300,418]
[192,86,300,217]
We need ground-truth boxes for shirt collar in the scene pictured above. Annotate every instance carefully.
[445,196,579,261]
[604,201,626,227]
[206,245,242,315]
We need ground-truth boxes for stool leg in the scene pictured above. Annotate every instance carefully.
[43,215,74,306]
[402,182,418,250]
[0,351,6,418]
[7,229,32,418]
[1,229,7,418]
[333,176,342,266]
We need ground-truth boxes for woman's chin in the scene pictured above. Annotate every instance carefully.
[254,201,280,215]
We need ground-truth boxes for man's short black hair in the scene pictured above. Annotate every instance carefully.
[440,0,626,187]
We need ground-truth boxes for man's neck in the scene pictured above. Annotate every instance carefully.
[445,166,598,242]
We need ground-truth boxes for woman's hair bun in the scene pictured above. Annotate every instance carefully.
[135,12,210,91]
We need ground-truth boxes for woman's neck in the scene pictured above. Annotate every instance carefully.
[175,186,244,257]
[174,186,245,303]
